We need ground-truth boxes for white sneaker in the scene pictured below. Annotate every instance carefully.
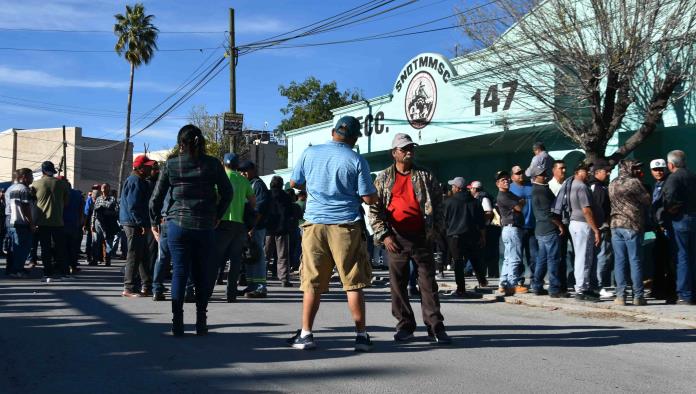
[599,288,615,298]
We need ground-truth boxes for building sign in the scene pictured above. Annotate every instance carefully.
[405,72,437,129]
[223,112,244,135]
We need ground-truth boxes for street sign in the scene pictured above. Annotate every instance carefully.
[223,112,244,134]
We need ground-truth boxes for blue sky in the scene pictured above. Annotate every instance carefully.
[0,0,475,151]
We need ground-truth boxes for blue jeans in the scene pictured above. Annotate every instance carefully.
[672,214,696,301]
[167,222,214,307]
[246,228,267,285]
[94,222,115,257]
[612,228,644,298]
[500,226,523,288]
[153,221,171,294]
[534,233,561,293]
[6,226,32,274]
[213,221,246,297]
[596,228,613,288]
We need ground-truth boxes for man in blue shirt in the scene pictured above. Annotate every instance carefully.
[510,165,538,288]
[288,116,377,352]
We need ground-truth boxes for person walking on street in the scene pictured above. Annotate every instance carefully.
[84,188,97,264]
[530,167,566,297]
[32,161,69,281]
[495,170,527,296]
[120,155,156,297]
[649,158,677,303]
[239,160,271,298]
[370,133,452,344]
[4,168,35,278]
[590,162,613,298]
[150,124,233,336]
[567,162,601,302]
[608,160,651,306]
[215,153,255,302]
[662,150,696,305]
[288,116,377,351]
[443,176,485,298]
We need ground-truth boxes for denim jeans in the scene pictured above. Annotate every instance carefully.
[611,228,644,298]
[520,228,538,285]
[213,221,246,297]
[534,233,561,293]
[570,221,596,293]
[596,228,614,288]
[94,222,115,257]
[167,221,214,309]
[246,228,267,285]
[6,226,32,274]
[672,214,696,301]
[500,226,523,288]
[153,221,171,294]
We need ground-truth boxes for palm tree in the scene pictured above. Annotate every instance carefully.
[114,3,158,192]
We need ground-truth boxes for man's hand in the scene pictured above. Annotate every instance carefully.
[383,235,402,254]
[248,228,255,238]
[151,226,160,243]
[140,226,145,235]
[557,224,565,237]
[593,229,600,246]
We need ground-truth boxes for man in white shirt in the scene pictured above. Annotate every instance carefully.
[548,160,567,196]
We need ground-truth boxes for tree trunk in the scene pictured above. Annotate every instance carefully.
[118,63,135,194]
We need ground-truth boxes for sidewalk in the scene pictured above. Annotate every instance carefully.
[434,275,696,329]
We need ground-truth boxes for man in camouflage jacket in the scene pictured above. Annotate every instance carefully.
[368,133,451,344]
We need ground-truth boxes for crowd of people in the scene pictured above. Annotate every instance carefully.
[2,117,695,351]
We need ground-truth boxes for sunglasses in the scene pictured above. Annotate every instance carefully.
[397,146,415,152]
[651,168,665,171]
[513,171,523,176]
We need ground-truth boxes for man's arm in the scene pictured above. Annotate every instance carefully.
[289,180,305,191]
[582,207,600,246]
[361,193,378,205]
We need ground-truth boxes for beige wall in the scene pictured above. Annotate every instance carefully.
[0,127,132,192]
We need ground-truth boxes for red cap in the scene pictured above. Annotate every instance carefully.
[133,154,156,169]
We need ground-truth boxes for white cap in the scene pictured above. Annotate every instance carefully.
[468,181,482,189]
[650,159,667,169]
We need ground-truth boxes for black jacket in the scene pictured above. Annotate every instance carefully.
[443,191,484,237]
[590,179,610,227]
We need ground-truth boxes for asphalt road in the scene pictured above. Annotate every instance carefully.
[1,262,695,394]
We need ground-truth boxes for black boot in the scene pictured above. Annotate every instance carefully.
[171,300,184,337]
[195,309,208,336]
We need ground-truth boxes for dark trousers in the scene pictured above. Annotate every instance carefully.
[558,230,575,291]
[168,221,214,311]
[38,226,67,277]
[123,225,153,292]
[520,228,538,284]
[213,221,247,298]
[447,233,484,289]
[387,231,445,334]
[289,226,301,271]
[653,227,677,301]
[483,225,500,277]
[63,226,82,269]
[153,221,171,294]
[270,234,290,283]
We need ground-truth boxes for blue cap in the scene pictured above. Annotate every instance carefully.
[334,116,362,138]
[41,161,56,176]
[223,152,239,169]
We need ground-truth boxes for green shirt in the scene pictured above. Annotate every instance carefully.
[221,169,254,223]
[31,176,69,227]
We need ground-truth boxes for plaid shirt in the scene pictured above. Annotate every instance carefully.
[149,153,233,230]
[91,195,118,228]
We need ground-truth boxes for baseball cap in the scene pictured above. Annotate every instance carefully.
[334,116,362,138]
[592,159,611,172]
[238,160,256,171]
[468,181,482,189]
[223,152,239,169]
[391,133,418,149]
[133,154,156,169]
[650,159,667,169]
[511,165,523,175]
[495,170,510,181]
[41,161,56,176]
[447,177,466,188]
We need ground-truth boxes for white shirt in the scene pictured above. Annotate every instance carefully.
[548,177,563,196]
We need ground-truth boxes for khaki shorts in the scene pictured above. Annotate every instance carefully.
[299,222,372,293]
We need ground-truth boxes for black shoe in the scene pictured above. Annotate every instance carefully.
[550,292,571,298]
[153,292,166,301]
[532,288,549,296]
[408,287,420,298]
[184,292,196,303]
[428,330,452,345]
[196,311,208,336]
[677,299,696,305]
[354,333,374,352]
[282,281,293,288]
[216,278,224,285]
[226,294,237,303]
[576,292,600,302]
[393,329,415,342]
[287,329,316,350]
[238,274,248,287]
[172,301,184,337]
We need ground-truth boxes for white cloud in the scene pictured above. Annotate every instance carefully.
[0,65,171,92]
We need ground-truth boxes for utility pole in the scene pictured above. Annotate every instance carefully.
[61,125,67,177]
[229,8,236,154]
[11,128,17,175]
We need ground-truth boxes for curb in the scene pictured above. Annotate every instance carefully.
[503,294,696,329]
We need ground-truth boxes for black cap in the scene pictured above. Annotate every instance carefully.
[238,160,256,171]
[495,170,510,181]
[41,161,56,176]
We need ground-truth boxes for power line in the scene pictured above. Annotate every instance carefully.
[0,27,226,34]
[0,46,221,53]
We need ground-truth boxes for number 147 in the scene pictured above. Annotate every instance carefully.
[471,80,518,116]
